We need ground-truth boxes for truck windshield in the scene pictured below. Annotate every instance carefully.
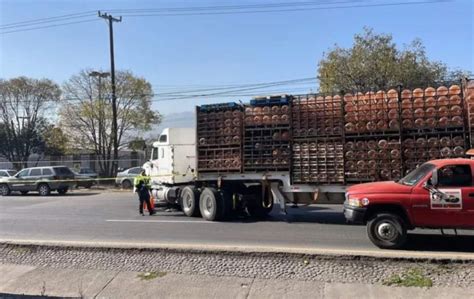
[398,163,436,186]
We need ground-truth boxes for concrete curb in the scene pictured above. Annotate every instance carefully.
[1,239,473,262]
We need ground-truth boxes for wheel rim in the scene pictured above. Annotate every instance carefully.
[39,185,48,195]
[202,194,214,218]
[183,192,193,212]
[1,185,8,195]
[376,221,397,241]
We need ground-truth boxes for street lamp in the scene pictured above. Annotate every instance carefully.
[88,71,110,108]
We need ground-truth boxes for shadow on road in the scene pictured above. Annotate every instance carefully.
[404,234,474,253]
[226,205,349,225]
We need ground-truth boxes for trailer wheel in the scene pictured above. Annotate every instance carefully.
[180,186,201,217]
[246,185,273,219]
[199,187,224,221]
[367,213,407,249]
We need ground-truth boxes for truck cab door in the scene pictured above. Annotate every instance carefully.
[411,185,451,227]
[460,184,474,228]
[414,164,473,228]
[156,146,173,179]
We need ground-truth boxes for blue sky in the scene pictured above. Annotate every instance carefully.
[1,0,473,118]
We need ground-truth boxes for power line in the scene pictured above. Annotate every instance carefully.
[31,77,315,103]
[0,0,448,35]
[150,78,316,96]
[0,19,100,35]
[116,0,449,17]
[0,10,96,29]
[107,0,362,13]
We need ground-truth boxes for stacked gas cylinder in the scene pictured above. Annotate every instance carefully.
[292,95,344,184]
[196,103,243,172]
[194,81,472,182]
[243,96,291,172]
[399,85,467,173]
[343,90,402,182]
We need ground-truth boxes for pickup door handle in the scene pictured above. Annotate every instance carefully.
[469,193,474,198]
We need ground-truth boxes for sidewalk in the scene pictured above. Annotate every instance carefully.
[1,263,473,299]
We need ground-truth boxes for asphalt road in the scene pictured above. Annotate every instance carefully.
[0,190,473,254]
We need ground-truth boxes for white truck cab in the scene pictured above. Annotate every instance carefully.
[144,128,196,187]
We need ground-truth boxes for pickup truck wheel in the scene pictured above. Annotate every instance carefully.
[180,186,201,217]
[38,184,51,196]
[0,184,11,196]
[367,213,407,249]
[199,187,224,221]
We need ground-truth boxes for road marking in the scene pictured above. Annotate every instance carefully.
[106,219,216,224]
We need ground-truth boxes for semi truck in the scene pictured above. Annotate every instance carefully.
[144,80,474,222]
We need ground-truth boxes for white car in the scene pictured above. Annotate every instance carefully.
[115,167,143,189]
[0,170,16,178]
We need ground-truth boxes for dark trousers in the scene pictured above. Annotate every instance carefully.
[139,193,154,215]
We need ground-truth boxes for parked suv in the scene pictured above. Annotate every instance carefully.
[0,166,76,196]
[72,168,98,189]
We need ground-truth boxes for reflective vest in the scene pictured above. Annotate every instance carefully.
[134,175,151,190]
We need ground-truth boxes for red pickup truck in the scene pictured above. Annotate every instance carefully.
[344,158,474,249]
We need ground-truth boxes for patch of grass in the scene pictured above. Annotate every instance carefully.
[137,271,167,281]
[383,268,433,288]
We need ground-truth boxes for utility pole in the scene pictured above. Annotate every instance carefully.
[98,11,121,176]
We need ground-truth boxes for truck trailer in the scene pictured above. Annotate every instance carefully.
[144,80,474,221]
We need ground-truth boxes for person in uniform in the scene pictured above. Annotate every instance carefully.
[134,170,155,216]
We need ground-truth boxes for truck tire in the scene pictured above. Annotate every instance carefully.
[38,184,51,196]
[199,187,225,221]
[0,184,10,196]
[180,186,201,217]
[246,185,273,219]
[367,213,407,249]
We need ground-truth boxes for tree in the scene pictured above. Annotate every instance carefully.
[60,69,161,177]
[0,77,61,168]
[317,28,451,93]
[41,125,70,156]
[128,137,147,152]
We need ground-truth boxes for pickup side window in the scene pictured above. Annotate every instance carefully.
[438,165,473,187]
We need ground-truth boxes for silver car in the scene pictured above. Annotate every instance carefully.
[0,166,76,196]
[0,169,16,177]
[115,167,142,189]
